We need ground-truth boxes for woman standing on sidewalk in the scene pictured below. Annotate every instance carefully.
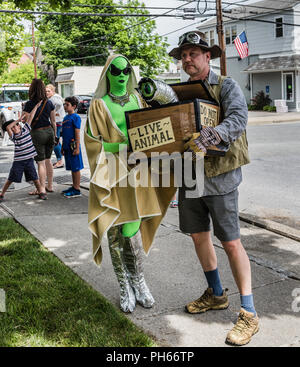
[46,84,65,169]
[23,79,56,195]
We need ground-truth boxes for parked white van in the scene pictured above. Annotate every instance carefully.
[0,84,29,137]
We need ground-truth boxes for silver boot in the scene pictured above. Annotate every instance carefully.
[122,230,155,308]
[107,226,136,313]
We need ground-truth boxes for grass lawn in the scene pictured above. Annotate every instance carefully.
[0,218,156,347]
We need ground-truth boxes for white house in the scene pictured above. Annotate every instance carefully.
[196,0,300,110]
[56,65,140,97]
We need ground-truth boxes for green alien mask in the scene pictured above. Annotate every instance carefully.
[107,56,131,97]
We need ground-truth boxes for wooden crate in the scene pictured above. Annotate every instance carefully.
[125,98,221,157]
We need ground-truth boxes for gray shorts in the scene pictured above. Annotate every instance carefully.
[178,189,240,242]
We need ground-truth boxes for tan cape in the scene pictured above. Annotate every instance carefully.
[84,55,176,265]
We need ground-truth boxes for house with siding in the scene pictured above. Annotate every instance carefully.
[195,0,300,111]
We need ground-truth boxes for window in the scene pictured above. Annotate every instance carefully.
[60,83,74,98]
[275,17,283,38]
[225,26,237,45]
[283,73,294,101]
[204,31,209,44]
[225,27,231,45]
[209,30,214,46]
[231,26,237,44]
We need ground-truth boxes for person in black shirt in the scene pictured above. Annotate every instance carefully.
[23,79,56,196]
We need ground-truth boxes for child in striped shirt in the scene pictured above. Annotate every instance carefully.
[0,101,47,202]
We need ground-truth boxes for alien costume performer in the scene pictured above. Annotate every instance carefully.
[84,55,176,312]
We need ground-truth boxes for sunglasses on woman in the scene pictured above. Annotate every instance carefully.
[109,63,131,76]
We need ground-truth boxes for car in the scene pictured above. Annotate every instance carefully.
[0,84,30,137]
[74,95,93,114]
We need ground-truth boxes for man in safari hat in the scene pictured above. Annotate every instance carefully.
[169,31,259,346]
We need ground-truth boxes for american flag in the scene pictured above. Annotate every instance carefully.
[234,31,249,59]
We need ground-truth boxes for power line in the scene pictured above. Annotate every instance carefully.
[71,0,194,47]
[205,0,299,13]
[66,1,195,60]
[0,8,193,17]
[161,18,210,37]
[38,2,184,11]
[223,13,300,26]
[69,52,107,61]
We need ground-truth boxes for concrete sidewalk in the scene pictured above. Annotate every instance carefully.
[1,126,300,347]
[248,110,300,125]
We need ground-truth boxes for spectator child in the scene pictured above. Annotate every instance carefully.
[61,96,84,198]
[0,101,47,202]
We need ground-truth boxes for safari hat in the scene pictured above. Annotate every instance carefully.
[169,31,222,60]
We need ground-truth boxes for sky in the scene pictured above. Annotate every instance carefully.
[142,0,257,51]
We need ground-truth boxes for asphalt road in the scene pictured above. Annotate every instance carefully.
[79,114,300,230]
[239,121,300,230]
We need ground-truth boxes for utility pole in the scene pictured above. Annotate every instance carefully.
[32,20,37,79]
[216,0,227,76]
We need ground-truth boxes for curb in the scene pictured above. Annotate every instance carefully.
[248,114,300,125]
[79,183,300,243]
[239,212,300,243]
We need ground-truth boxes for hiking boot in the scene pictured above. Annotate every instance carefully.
[226,308,259,346]
[185,287,229,314]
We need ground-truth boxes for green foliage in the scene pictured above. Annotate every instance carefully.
[36,0,170,77]
[248,104,256,111]
[113,0,170,77]
[0,3,25,74]
[0,0,71,9]
[262,105,276,112]
[0,218,156,347]
[0,62,50,86]
[251,90,272,110]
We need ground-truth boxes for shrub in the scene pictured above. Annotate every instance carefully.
[251,90,272,110]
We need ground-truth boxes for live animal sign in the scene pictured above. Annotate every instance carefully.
[128,117,175,152]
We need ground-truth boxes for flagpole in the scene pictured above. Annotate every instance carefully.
[216,0,227,76]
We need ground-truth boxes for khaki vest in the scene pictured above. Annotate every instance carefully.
[204,75,250,178]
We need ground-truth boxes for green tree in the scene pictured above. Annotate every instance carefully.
[113,0,170,77]
[0,0,71,9]
[0,61,49,86]
[36,0,170,77]
[0,2,25,74]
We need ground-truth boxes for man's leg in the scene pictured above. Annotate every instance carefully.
[185,230,228,314]
[191,231,223,296]
[221,238,252,297]
[191,231,217,272]
[221,239,258,345]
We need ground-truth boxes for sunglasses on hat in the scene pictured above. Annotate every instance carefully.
[178,32,209,47]
[109,63,131,76]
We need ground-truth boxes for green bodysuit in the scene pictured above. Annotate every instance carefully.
[88,56,141,237]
